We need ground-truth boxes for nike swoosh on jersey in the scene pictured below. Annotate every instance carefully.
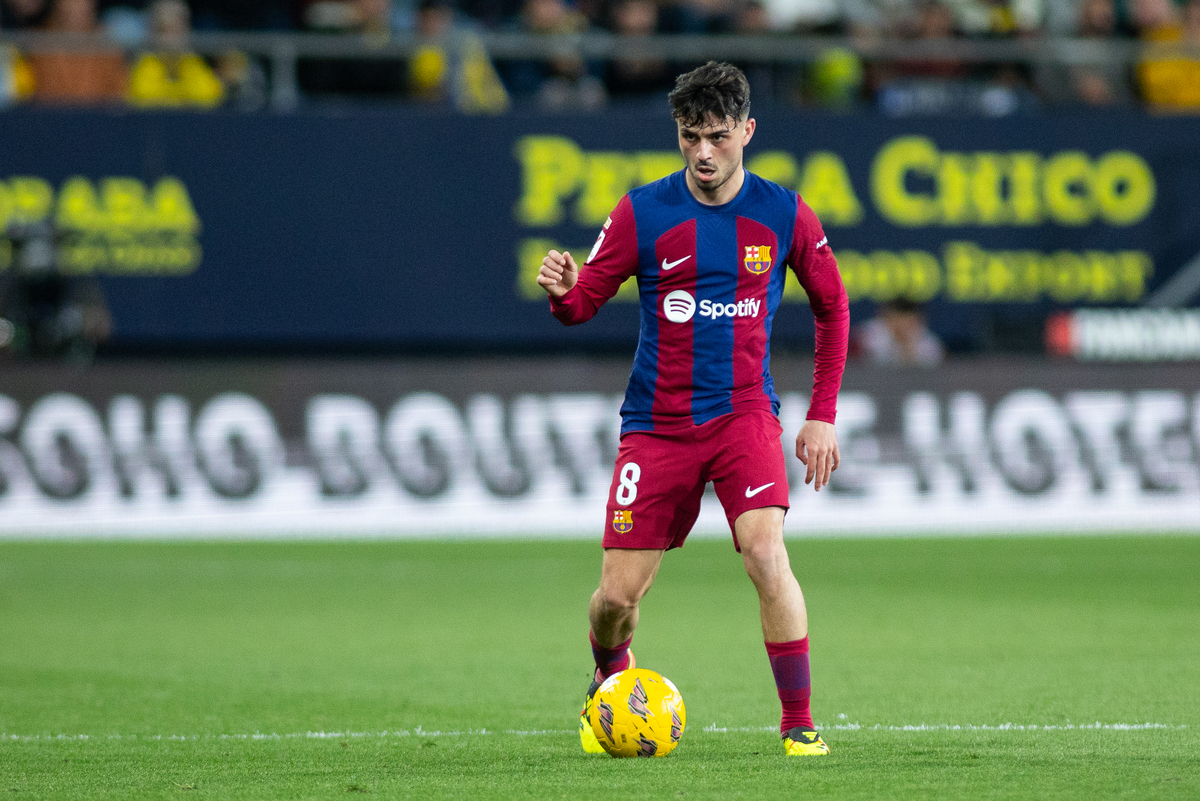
[745,482,776,498]
[661,256,690,270]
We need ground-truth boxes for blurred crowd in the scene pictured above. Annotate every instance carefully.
[1,0,1200,112]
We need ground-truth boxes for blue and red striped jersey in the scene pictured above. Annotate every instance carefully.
[550,169,849,436]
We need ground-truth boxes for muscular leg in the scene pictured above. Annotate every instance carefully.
[589,547,665,648]
[578,547,665,754]
[735,507,807,641]
[737,506,822,745]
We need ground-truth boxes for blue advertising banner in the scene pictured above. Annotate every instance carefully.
[0,108,1197,349]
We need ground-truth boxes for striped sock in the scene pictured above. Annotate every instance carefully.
[589,630,633,680]
[765,637,813,734]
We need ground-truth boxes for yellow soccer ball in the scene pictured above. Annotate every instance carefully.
[587,668,686,758]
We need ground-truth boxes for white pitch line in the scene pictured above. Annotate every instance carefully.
[703,722,1188,733]
[0,722,1187,743]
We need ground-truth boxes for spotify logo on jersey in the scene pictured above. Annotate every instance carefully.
[662,290,696,323]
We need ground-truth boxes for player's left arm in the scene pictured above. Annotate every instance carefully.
[787,198,850,491]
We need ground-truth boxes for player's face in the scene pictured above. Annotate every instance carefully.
[677,114,756,204]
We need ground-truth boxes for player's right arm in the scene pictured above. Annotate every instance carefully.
[541,195,639,326]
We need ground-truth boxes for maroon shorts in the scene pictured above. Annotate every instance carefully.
[602,409,791,552]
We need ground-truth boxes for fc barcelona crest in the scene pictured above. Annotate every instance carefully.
[744,245,772,274]
[612,510,633,533]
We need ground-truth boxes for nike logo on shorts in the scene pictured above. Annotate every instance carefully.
[661,256,690,270]
[745,482,776,498]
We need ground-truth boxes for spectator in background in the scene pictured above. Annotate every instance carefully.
[1064,0,1134,105]
[602,0,674,99]
[876,0,1039,114]
[948,0,1044,37]
[499,0,605,108]
[128,0,226,108]
[964,0,1042,106]
[0,0,49,28]
[1040,0,1086,35]
[409,0,456,102]
[890,0,967,79]
[806,46,866,107]
[841,0,916,108]
[407,0,510,111]
[214,49,269,110]
[1135,0,1200,110]
[855,299,944,366]
[1131,0,1182,43]
[873,0,967,111]
[27,0,127,105]
[1,13,35,105]
[843,0,919,38]
[732,0,789,102]
[756,0,839,32]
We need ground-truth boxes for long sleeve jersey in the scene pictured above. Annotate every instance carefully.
[550,168,850,436]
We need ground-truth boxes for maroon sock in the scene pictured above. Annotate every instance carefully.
[765,637,813,735]
[589,630,632,680]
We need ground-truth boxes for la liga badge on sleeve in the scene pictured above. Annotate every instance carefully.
[612,510,633,533]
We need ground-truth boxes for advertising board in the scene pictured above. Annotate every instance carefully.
[0,357,1196,538]
[1,109,1198,350]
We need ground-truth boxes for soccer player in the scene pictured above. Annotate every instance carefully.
[537,61,849,756]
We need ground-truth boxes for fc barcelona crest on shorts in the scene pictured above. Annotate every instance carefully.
[744,245,772,274]
[612,510,633,533]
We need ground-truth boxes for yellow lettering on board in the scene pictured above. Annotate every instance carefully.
[102,178,153,229]
[747,151,798,188]
[871,136,940,227]
[7,176,54,225]
[514,136,585,226]
[798,152,862,225]
[1093,151,1155,226]
[576,153,638,227]
[151,177,201,233]
[1042,152,1094,226]
[56,177,105,231]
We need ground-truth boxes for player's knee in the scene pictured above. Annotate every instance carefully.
[595,583,644,615]
[741,538,789,585]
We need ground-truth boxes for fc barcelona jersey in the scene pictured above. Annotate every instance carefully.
[550,169,850,436]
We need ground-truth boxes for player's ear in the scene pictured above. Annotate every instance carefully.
[741,117,756,145]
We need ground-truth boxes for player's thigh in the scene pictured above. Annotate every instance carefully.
[704,410,791,546]
[604,431,704,551]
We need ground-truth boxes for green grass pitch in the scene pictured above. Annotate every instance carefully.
[1,534,1197,800]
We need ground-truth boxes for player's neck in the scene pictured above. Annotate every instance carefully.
[687,166,745,207]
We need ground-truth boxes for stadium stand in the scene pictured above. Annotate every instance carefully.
[0,0,1197,109]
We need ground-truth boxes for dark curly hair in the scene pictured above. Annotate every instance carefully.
[668,62,751,128]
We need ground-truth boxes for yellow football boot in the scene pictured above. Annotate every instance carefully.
[579,650,634,754]
[783,726,831,756]
[579,688,606,754]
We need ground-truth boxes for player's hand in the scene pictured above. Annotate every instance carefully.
[796,420,839,492]
[537,250,580,298]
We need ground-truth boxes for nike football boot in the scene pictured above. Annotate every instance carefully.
[783,726,831,756]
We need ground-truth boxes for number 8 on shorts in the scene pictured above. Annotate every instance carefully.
[616,462,641,505]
